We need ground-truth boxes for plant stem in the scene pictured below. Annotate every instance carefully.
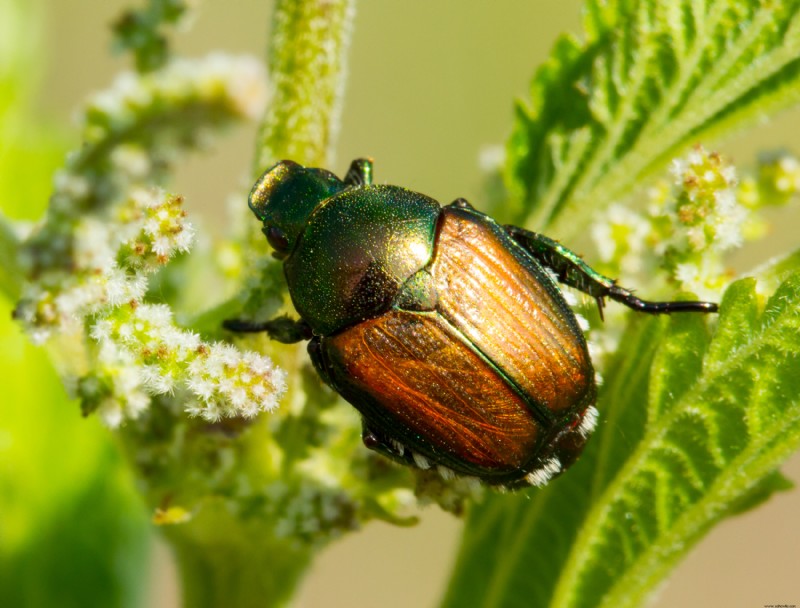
[254,0,356,172]
[169,3,357,606]
[0,214,21,301]
[168,501,313,608]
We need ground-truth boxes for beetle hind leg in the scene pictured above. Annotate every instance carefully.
[361,421,436,471]
[361,422,408,461]
[505,225,719,316]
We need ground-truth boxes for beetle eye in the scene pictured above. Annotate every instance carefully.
[264,226,290,254]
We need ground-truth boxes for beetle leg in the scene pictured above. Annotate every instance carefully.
[306,337,340,390]
[360,420,439,471]
[223,314,312,343]
[344,158,374,186]
[448,198,475,210]
[505,225,719,315]
[361,421,407,459]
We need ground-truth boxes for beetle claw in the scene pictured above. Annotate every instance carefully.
[595,296,606,321]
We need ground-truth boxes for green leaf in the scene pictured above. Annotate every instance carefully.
[0,298,152,608]
[442,273,800,608]
[507,0,800,236]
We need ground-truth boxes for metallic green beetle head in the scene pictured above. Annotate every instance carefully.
[248,160,345,258]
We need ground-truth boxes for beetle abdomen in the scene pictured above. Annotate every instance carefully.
[430,207,595,419]
[322,310,543,478]
[318,208,597,484]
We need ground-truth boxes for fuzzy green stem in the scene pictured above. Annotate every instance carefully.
[254,0,356,172]
[169,3,358,607]
[0,213,21,301]
[168,502,313,608]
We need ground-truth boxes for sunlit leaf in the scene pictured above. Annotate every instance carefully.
[507,0,800,236]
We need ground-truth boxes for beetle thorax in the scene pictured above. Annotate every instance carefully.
[283,185,441,336]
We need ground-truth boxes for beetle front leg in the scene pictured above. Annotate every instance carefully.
[505,225,719,315]
[223,314,312,343]
[343,158,374,186]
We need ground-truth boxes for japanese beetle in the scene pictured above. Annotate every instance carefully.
[226,159,717,489]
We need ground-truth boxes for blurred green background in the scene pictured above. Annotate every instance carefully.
[3,1,800,606]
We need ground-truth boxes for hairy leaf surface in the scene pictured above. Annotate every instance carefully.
[507,0,800,236]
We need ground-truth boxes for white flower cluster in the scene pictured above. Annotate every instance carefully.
[769,154,800,195]
[117,188,195,271]
[591,146,751,302]
[185,344,286,421]
[266,478,360,545]
[14,52,284,427]
[78,345,151,429]
[91,303,286,426]
[84,53,268,139]
[15,189,192,342]
[17,53,268,342]
[662,147,746,299]
[745,151,800,208]
[667,148,745,254]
